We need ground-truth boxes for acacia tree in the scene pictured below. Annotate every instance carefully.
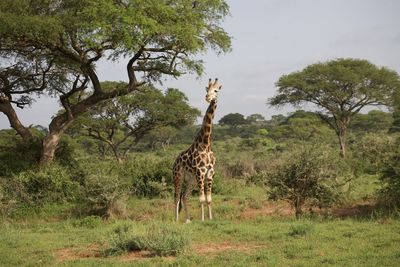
[0,52,57,141]
[269,58,400,157]
[390,90,400,133]
[0,0,231,164]
[246,113,266,125]
[219,113,247,127]
[78,83,200,163]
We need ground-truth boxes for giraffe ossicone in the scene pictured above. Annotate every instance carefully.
[173,78,221,222]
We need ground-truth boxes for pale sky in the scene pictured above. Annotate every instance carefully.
[1,0,400,129]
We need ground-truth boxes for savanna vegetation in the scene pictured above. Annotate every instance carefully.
[1,1,400,266]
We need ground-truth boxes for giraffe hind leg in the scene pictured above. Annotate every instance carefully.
[182,175,196,223]
[173,165,184,222]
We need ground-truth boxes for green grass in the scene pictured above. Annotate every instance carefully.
[1,196,399,267]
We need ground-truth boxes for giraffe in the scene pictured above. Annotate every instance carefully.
[173,78,222,222]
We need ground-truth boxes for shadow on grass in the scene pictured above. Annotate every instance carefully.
[327,203,400,220]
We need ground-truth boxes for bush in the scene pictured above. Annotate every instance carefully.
[9,163,81,206]
[266,144,351,218]
[120,157,173,197]
[105,223,190,256]
[353,133,396,174]
[0,137,40,177]
[81,174,129,218]
[379,139,400,207]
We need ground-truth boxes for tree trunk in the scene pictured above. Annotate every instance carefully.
[338,132,346,158]
[336,122,349,158]
[110,144,124,164]
[39,113,74,165]
[0,100,33,141]
[294,198,303,219]
[40,131,62,164]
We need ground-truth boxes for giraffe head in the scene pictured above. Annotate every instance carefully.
[205,78,222,103]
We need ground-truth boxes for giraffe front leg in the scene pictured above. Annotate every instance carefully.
[197,173,206,221]
[206,168,215,220]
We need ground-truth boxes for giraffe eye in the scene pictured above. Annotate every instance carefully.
[214,90,217,93]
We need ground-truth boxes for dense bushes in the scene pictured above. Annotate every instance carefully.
[266,145,352,217]
[9,163,81,206]
[353,133,396,174]
[379,139,400,206]
[81,174,129,218]
[119,157,173,198]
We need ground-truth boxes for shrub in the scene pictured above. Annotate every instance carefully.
[145,224,191,256]
[379,139,400,207]
[266,145,351,218]
[353,133,396,174]
[105,223,190,256]
[10,163,81,206]
[120,157,173,197]
[0,137,40,177]
[81,174,129,218]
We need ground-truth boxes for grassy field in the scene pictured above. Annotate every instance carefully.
[1,192,399,267]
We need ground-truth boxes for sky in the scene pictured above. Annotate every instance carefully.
[1,0,400,129]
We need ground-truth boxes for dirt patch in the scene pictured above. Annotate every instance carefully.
[55,244,174,262]
[55,244,101,262]
[55,241,266,262]
[193,242,266,255]
[240,202,293,219]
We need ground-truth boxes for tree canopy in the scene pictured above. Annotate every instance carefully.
[72,83,200,162]
[219,113,247,127]
[0,0,231,163]
[269,58,400,156]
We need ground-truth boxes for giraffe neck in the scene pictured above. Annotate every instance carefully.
[195,100,217,147]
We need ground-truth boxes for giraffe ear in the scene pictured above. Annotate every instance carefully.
[218,85,222,90]
[205,87,209,92]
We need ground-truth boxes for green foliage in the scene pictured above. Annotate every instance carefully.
[81,173,129,218]
[268,110,335,142]
[246,113,266,125]
[0,133,40,177]
[350,110,393,133]
[219,113,248,127]
[0,0,231,78]
[119,157,173,198]
[379,139,400,206]
[390,89,400,132]
[0,129,83,178]
[266,145,351,217]
[9,163,81,206]
[106,223,190,256]
[270,58,400,156]
[353,133,396,174]
[74,85,200,162]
